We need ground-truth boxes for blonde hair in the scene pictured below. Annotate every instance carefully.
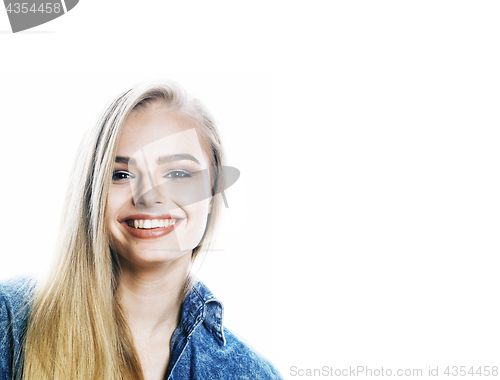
[19,81,226,380]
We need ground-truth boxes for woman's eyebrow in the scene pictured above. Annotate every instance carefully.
[115,156,137,166]
[115,153,201,166]
[156,154,201,166]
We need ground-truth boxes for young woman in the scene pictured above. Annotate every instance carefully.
[0,81,283,380]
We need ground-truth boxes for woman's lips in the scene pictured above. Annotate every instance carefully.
[119,214,183,239]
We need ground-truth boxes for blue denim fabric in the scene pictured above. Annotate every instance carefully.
[0,276,283,380]
[0,275,35,380]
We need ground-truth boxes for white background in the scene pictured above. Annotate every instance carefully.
[1,1,500,379]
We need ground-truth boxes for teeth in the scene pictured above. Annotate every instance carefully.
[127,219,177,229]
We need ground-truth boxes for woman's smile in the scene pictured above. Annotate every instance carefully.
[119,213,184,239]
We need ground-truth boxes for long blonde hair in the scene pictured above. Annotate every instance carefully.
[19,81,226,380]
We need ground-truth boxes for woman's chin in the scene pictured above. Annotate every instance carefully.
[118,248,192,269]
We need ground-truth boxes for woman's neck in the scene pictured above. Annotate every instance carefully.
[116,252,192,339]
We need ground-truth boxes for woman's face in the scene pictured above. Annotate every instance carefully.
[107,103,213,268]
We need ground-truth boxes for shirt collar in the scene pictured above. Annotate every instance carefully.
[179,280,226,346]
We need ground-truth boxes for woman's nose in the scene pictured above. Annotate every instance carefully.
[134,182,166,209]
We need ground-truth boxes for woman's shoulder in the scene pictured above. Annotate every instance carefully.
[0,274,36,330]
[189,323,283,379]
[187,281,283,379]
[0,274,36,309]
[181,282,283,380]
[0,275,36,380]
[221,327,284,380]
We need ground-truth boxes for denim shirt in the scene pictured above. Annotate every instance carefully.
[0,275,283,380]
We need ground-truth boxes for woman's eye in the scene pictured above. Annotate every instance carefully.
[165,170,192,179]
[112,171,134,180]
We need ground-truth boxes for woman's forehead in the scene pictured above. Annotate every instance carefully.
[119,107,198,148]
[117,108,209,166]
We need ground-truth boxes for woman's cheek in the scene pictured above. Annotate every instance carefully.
[177,201,211,251]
